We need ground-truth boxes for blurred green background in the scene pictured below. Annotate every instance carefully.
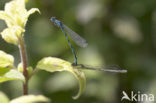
[0,0,156,103]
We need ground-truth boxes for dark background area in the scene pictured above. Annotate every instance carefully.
[0,0,156,103]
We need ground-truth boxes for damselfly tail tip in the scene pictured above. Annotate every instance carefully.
[120,70,127,73]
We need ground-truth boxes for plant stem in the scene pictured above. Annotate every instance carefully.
[29,68,39,79]
[18,37,28,95]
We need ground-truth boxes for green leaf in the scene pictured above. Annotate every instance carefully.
[0,11,15,27]
[0,69,25,83]
[0,68,10,76]
[0,26,24,45]
[25,0,29,3]
[0,50,14,69]
[36,57,86,99]
[10,95,50,103]
[0,91,9,103]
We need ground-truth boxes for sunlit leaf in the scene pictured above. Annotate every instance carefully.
[0,50,14,69]
[26,8,40,20]
[1,26,24,45]
[25,0,29,3]
[1,28,18,45]
[0,0,40,45]
[0,91,9,103]
[3,0,40,27]
[10,95,50,103]
[0,69,25,83]
[36,57,86,99]
[0,11,14,27]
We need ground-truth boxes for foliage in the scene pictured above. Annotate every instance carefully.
[0,0,155,103]
[37,57,86,99]
[0,91,50,103]
[0,0,86,102]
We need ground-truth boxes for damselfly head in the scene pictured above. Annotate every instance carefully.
[50,17,56,22]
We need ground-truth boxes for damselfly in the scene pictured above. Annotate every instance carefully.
[50,17,88,65]
[73,64,127,73]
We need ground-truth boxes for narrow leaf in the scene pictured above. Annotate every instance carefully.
[24,8,40,26]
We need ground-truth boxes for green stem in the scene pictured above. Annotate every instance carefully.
[29,68,39,79]
[18,37,28,95]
